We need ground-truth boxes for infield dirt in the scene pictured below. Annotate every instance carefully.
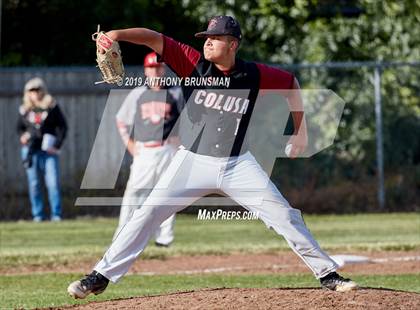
[11,250,419,309]
[55,288,420,309]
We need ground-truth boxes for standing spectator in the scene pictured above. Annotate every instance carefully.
[17,77,67,222]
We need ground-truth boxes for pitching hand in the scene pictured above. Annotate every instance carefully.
[286,133,308,158]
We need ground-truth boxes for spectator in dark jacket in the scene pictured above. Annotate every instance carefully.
[17,77,67,222]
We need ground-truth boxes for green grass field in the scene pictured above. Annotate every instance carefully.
[0,213,419,309]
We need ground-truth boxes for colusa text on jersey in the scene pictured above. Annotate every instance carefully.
[194,90,249,115]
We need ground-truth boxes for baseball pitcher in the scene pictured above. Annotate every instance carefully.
[68,16,358,299]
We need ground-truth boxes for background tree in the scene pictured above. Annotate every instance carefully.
[1,0,418,212]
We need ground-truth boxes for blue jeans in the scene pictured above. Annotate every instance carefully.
[21,147,62,220]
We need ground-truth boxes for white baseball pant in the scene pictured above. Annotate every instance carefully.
[113,143,177,245]
[96,149,338,282]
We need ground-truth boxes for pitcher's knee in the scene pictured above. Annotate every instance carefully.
[134,204,172,221]
[267,204,300,220]
[261,206,305,232]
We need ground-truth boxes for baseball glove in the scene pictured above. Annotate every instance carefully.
[92,25,124,85]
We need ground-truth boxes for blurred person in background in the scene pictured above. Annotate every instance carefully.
[17,77,67,222]
[113,52,183,246]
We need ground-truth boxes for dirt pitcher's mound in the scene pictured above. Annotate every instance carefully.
[63,288,420,309]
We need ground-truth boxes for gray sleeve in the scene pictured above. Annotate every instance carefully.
[116,87,146,125]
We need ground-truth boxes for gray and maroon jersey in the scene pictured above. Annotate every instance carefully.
[116,86,182,143]
[160,36,295,157]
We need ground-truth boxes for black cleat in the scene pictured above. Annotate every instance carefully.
[320,272,358,292]
[67,271,109,299]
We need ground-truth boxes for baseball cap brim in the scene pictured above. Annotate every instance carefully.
[194,30,225,38]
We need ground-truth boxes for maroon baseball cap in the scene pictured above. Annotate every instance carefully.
[195,16,242,40]
[144,52,161,67]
